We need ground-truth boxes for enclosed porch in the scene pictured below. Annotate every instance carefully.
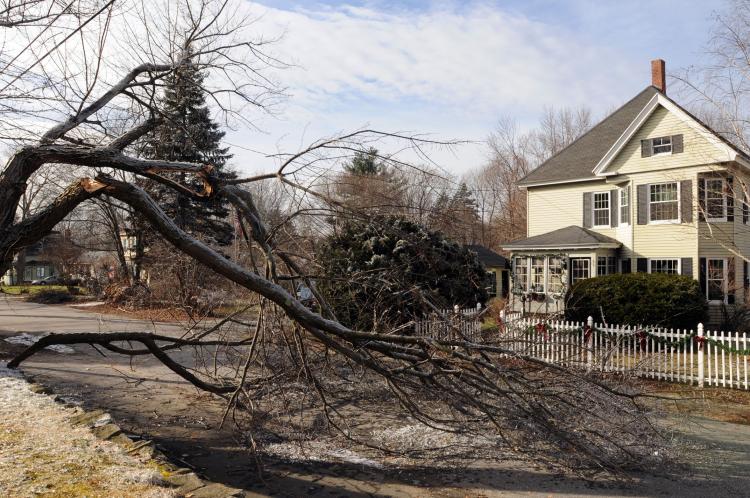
[502,226,622,315]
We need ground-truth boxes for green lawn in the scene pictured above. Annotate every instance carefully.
[0,285,87,295]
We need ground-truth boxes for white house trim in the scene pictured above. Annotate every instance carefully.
[593,94,743,176]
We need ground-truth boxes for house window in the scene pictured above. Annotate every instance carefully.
[704,177,727,221]
[649,182,679,222]
[514,257,528,293]
[487,271,497,297]
[648,259,679,274]
[597,256,617,276]
[548,256,564,294]
[652,136,672,155]
[600,257,615,276]
[592,192,610,227]
[570,258,590,286]
[36,267,45,278]
[530,257,545,293]
[706,258,726,302]
[620,187,629,224]
[621,259,632,273]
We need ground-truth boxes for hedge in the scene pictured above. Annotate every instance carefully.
[565,272,708,329]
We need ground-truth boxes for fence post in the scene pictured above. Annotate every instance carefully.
[697,322,704,388]
[454,304,460,315]
[586,316,594,372]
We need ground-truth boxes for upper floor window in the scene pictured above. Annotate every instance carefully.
[649,182,679,222]
[620,187,629,224]
[651,136,672,155]
[704,177,727,221]
[593,192,610,227]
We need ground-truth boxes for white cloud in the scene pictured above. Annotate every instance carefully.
[226,1,648,174]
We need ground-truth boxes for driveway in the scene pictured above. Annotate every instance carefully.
[1,297,750,497]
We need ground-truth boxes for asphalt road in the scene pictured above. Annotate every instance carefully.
[3,297,750,497]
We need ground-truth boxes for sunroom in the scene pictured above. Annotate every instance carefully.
[502,226,622,314]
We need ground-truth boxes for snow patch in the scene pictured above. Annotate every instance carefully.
[264,441,382,468]
[4,333,75,354]
[70,301,106,307]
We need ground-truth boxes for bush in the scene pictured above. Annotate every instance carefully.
[26,289,73,304]
[565,272,708,329]
[317,216,489,330]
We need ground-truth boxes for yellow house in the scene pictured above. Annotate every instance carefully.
[503,60,750,325]
[466,244,510,300]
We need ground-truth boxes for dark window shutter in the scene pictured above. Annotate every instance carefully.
[744,194,749,224]
[637,258,648,273]
[621,259,632,273]
[637,184,648,225]
[680,179,692,223]
[727,176,735,222]
[583,192,592,228]
[744,260,749,291]
[610,190,618,227]
[641,139,652,158]
[672,134,684,154]
[681,258,693,277]
[728,257,736,304]
[698,177,706,221]
[699,257,707,298]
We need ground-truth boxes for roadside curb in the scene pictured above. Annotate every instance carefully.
[25,379,245,498]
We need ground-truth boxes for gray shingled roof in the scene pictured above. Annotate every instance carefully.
[502,226,621,250]
[466,244,508,268]
[518,86,659,186]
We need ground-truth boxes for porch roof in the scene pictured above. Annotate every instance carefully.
[502,226,621,251]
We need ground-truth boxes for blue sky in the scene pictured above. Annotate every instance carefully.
[227,0,726,176]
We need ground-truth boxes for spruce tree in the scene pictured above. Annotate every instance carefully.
[141,54,236,246]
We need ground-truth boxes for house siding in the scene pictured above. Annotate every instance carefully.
[608,105,734,175]
[527,181,616,239]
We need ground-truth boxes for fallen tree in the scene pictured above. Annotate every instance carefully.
[1,0,664,473]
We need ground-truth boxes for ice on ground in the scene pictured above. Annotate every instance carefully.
[264,441,382,468]
[70,301,106,307]
[0,362,174,497]
[4,332,75,353]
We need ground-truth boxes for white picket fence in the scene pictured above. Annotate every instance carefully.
[414,311,750,390]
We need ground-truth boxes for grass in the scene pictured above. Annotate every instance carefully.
[0,285,86,295]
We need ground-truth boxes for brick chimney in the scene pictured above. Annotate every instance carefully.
[651,59,666,94]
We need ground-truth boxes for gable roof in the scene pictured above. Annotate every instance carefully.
[466,244,508,268]
[518,86,750,187]
[518,86,660,186]
[501,226,621,250]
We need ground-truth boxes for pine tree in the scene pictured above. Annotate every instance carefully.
[141,53,236,245]
[343,147,383,175]
[448,183,481,244]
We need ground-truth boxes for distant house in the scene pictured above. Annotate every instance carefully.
[502,60,750,324]
[466,244,510,300]
[2,233,60,285]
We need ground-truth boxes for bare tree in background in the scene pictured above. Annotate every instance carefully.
[0,0,663,472]
[468,107,592,248]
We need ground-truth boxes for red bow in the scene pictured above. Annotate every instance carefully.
[637,331,647,351]
[584,325,593,343]
[535,323,548,341]
[694,335,706,351]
